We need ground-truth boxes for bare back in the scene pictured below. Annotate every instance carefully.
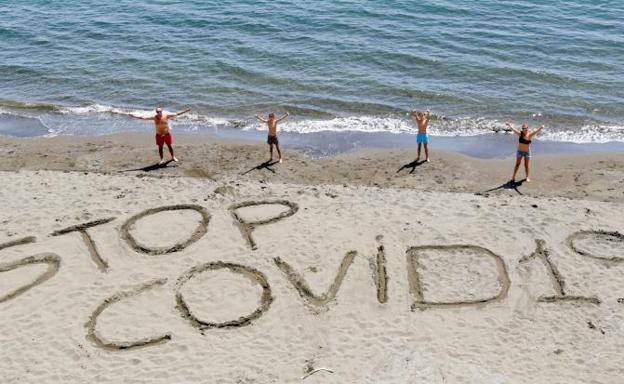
[267,118,278,137]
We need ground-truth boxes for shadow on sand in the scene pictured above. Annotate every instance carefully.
[121,160,174,173]
[478,179,526,196]
[396,159,427,174]
[242,160,279,175]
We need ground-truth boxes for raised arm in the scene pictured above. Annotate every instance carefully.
[531,125,544,136]
[128,113,154,121]
[505,122,521,135]
[167,108,191,119]
[410,110,422,123]
[255,114,267,123]
[425,110,431,124]
[277,111,289,122]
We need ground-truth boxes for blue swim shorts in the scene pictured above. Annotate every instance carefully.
[416,133,428,144]
[517,150,531,158]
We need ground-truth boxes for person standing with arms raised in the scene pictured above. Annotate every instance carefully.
[506,122,544,182]
[411,109,431,162]
[256,111,289,163]
[129,107,191,164]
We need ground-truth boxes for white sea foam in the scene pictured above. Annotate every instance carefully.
[539,124,624,144]
[245,115,624,143]
[177,113,233,127]
[247,115,512,137]
[60,105,234,127]
[4,103,624,143]
[59,104,153,118]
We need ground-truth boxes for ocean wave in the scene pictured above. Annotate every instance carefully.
[544,124,624,144]
[58,104,235,126]
[241,115,624,143]
[1,102,623,143]
[241,116,624,143]
[59,104,151,117]
[244,114,533,136]
[0,99,60,112]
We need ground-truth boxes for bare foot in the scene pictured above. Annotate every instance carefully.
[526,178,531,182]
[279,158,283,163]
[172,157,179,162]
[159,159,166,165]
[426,158,430,162]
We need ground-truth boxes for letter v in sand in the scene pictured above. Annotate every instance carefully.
[274,242,388,308]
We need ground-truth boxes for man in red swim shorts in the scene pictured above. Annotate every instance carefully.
[129,106,191,164]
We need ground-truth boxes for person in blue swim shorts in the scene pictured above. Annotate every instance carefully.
[411,110,431,162]
[506,122,544,182]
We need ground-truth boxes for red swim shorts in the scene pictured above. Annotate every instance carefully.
[155,132,173,146]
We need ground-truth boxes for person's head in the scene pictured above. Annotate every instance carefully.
[416,111,423,119]
[155,107,163,118]
[268,113,275,120]
[521,123,529,132]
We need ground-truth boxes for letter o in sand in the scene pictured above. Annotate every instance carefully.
[175,262,273,329]
[121,204,210,255]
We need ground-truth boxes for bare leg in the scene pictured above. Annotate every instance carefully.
[166,144,177,161]
[424,143,429,162]
[269,144,273,161]
[276,143,282,162]
[158,145,165,164]
[524,157,531,182]
[416,143,421,160]
[511,156,521,181]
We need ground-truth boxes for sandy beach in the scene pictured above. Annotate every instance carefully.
[2,133,623,202]
[4,1,624,382]
[1,133,624,383]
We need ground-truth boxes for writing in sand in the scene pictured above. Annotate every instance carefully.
[1,200,622,351]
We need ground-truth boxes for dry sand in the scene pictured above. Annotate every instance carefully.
[1,133,624,383]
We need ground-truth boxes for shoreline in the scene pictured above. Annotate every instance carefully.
[3,121,624,159]
[215,128,624,159]
[2,132,623,203]
[2,106,624,158]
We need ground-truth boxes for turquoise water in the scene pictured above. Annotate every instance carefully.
[1,0,623,143]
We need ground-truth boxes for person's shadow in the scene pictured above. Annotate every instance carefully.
[478,179,526,196]
[242,160,279,175]
[397,159,427,174]
[121,160,174,173]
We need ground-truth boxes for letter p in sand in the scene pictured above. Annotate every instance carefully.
[229,200,298,250]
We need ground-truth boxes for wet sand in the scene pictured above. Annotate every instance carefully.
[1,133,623,202]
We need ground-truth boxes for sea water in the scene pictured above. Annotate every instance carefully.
[1,0,623,152]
